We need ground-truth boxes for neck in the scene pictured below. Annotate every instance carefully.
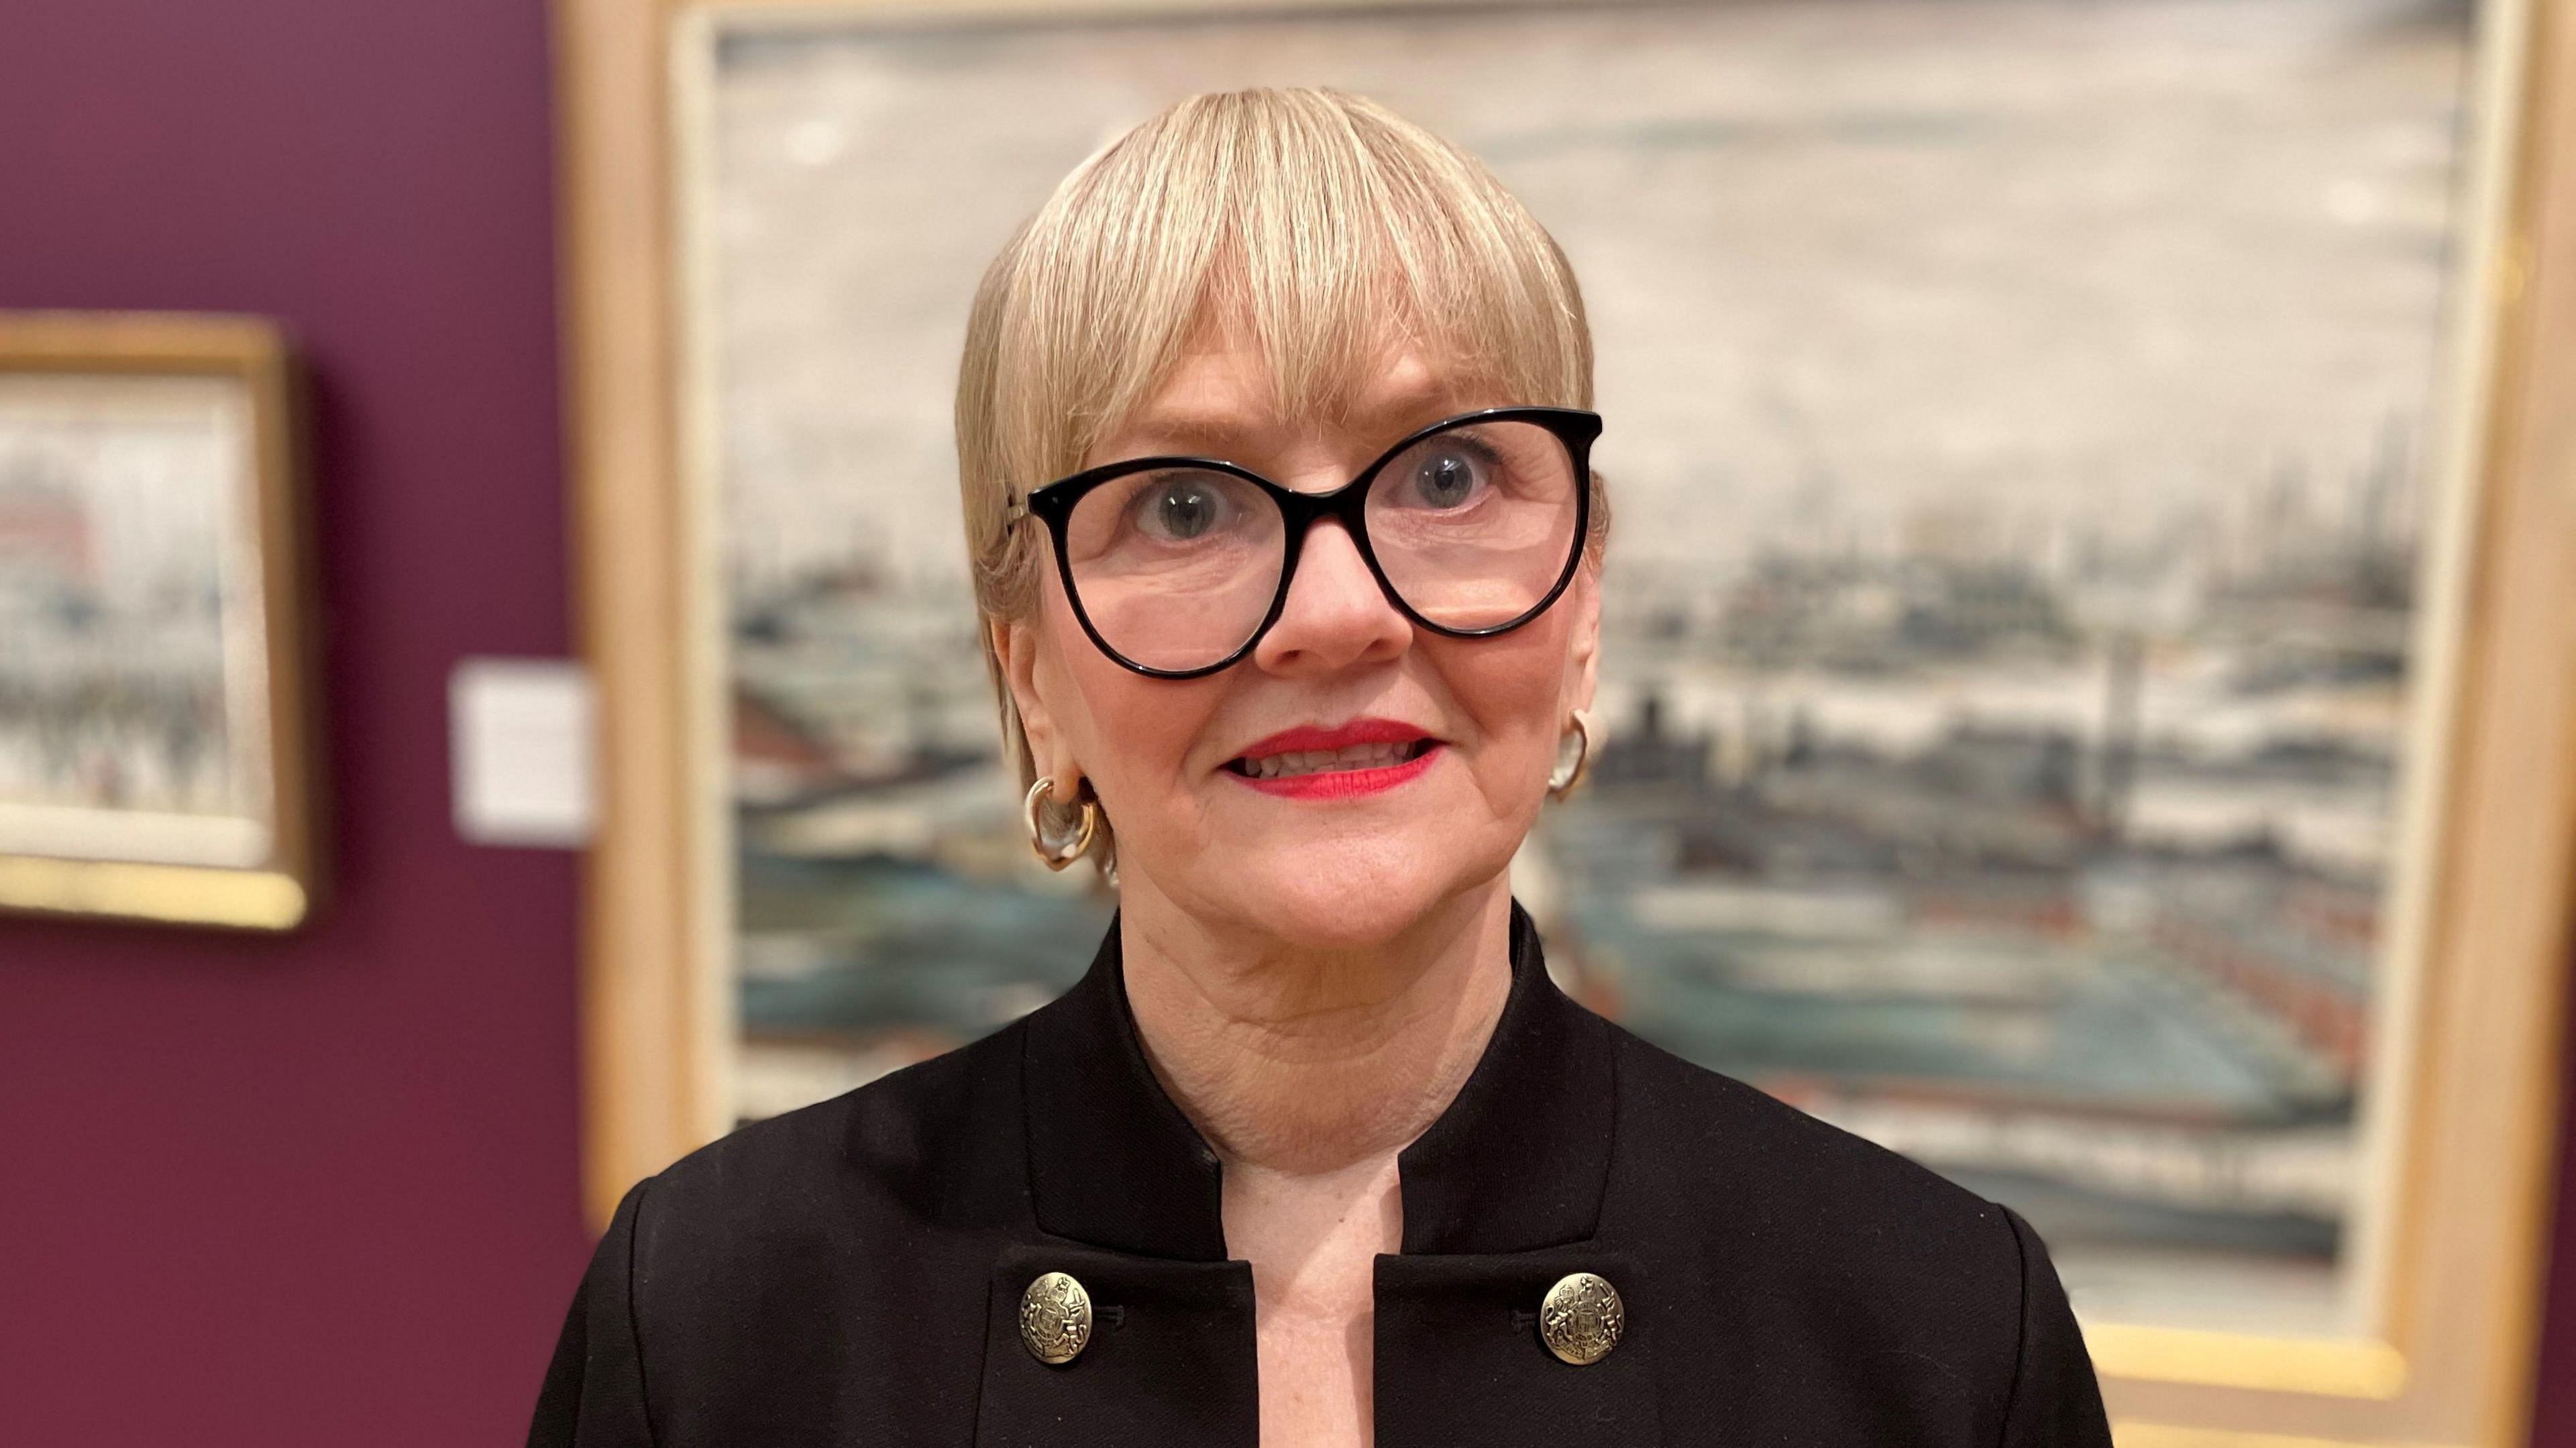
[1117,877,1516,1178]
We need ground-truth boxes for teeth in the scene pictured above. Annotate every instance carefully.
[1243,740,1422,779]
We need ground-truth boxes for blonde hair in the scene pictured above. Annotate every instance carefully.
[955,87,1606,869]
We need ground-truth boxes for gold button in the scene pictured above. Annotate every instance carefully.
[1540,1271,1624,1365]
[1019,1270,1094,1365]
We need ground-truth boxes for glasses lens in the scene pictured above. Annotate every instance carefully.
[1062,465,1285,672]
[1366,420,1580,630]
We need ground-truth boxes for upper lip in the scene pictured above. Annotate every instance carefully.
[1228,717,1436,763]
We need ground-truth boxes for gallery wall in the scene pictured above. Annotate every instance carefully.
[0,1,586,1443]
[0,1,2570,1445]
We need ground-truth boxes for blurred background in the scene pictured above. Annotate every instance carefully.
[0,0,2570,1444]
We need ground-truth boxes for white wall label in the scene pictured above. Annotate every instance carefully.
[449,657,596,848]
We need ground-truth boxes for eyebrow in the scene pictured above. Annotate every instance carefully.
[1118,413,1264,459]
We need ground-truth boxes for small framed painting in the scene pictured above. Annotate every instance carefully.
[0,312,317,929]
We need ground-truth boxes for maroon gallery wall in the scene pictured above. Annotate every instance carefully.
[0,1,587,1444]
[0,1,2570,1445]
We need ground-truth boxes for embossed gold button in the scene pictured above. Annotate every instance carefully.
[1019,1270,1094,1365]
[1539,1271,1624,1365]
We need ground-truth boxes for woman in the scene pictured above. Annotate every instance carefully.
[531,89,2112,1447]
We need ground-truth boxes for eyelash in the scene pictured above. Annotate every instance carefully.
[1435,436,1504,471]
[1401,436,1505,496]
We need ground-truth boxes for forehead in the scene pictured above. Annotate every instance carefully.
[1094,327,1496,467]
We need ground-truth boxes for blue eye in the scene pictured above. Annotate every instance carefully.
[1148,482,1218,538]
[1127,470,1250,544]
[1409,450,1485,509]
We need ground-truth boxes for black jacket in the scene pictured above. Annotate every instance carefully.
[530,903,2112,1446]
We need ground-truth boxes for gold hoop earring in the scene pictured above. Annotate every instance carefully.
[1024,776,1100,870]
[1547,710,1592,799]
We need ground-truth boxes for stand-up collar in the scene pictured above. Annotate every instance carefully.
[1020,899,1617,1262]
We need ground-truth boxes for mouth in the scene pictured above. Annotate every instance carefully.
[1224,737,1438,780]
[1222,719,1445,798]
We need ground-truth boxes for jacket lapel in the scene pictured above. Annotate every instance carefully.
[1391,901,1617,1254]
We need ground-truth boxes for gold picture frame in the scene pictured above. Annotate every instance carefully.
[0,311,319,930]
[554,0,2576,1441]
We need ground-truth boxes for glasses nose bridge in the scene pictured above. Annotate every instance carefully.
[1273,464,1381,550]
[1260,482,1413,670]
[1273,464,1397,610]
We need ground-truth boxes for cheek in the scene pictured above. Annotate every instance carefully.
[1038,590,1218,815]
[1430,615,1576,781]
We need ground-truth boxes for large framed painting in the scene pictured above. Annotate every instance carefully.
[0,312,317,930]
[556,0,2576,1440]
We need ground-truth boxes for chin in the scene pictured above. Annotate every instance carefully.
[1213,836,1501,954]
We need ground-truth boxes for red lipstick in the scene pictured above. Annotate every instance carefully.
[1223,717,1443,799]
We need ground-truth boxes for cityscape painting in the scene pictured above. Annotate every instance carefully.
[0,368,276,873]
[686,0,2479,1337]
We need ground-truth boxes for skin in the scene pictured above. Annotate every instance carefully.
[993,329,1601,1448]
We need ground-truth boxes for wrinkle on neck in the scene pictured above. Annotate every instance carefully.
[1117,876,1516,1178]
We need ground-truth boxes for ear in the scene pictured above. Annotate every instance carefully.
[991,614,1083,802]
[1564,561,1603,719]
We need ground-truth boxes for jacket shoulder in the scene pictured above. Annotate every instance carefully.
[630,1018,1027,1266]
[536,1022,1029,1445]
[1607,1018,2011,1242]
[1603,1023,2109,1442]
[1603,1020,2030,1344]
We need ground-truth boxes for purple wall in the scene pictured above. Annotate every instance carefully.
[0,1,586,1444]
[0,1,2565,1445]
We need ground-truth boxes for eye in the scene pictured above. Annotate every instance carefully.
[1133,474,1235,542]
[1404,447,1489,510]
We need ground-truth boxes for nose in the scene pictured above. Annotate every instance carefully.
[1250,518,1411,677]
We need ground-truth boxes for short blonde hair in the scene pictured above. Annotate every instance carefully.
[955,87,1605,867]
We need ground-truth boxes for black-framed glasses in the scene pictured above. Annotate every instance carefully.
[1022,406,1600,678]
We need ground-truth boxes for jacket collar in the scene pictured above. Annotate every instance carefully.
[1019,898,1617,1262]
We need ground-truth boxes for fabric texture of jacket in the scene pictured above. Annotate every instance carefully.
[529,901,2114,1446]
